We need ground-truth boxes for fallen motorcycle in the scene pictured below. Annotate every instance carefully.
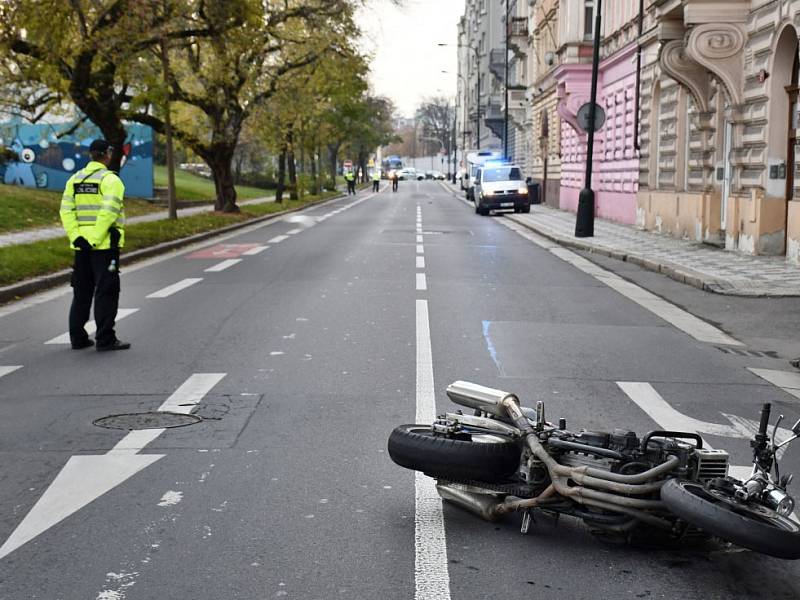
[388,381,800,559]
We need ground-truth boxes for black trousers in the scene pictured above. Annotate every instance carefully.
[69,249,120,347]
[347,180,355,194]
[372,180,379,192]
[392,179,398,192]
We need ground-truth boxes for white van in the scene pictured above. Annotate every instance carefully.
[462,150,504,200]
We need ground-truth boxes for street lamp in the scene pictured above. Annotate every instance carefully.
[575,0,602,238]
[438,43,481,150]
[443,69,467,184]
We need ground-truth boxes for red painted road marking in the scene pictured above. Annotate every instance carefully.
[186,244,261,259]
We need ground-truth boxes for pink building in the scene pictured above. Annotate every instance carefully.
[554,43,639,224]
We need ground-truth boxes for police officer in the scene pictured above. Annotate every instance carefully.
[60,139,130,351]
[344,168,356,195]
[371,169,380,192]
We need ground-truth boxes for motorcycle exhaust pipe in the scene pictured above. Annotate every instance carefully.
[446,381,518,418]
[436,483,506,522]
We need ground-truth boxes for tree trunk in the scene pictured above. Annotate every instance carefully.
[204,146,239,212]
[310,147,318,195]
[327,143,340,189]
[276,146,287,203]
[287,127,298,201]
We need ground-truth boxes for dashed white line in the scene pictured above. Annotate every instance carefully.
[0,366,22,379]
[242,245,268,256]
[158,372,227,414]
[415,299,451,599]
[417,245,424,254]
[416,273,427,291]
[146,278,203,299]
[45,309,140,344]
[267,235,289,244]
[417,256,425,269]
[416,235,423,243]
[286,228,303,235]
[204,258,242,272]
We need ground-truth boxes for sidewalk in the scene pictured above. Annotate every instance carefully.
[506,203,800,297]
[0,195,275,248]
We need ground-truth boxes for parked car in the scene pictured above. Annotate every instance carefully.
[473,163,530,216]
[398,168,413,180]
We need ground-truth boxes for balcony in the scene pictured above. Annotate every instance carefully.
[489,48,505,81]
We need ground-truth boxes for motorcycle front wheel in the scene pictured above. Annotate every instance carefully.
[661,479,800,559]
[387,424,519,483]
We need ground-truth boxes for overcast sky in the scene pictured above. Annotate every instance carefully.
[358,0,464,118]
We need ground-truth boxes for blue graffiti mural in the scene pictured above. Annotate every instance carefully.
[0,119,154,198]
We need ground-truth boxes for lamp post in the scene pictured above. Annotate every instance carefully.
[503,0,511,159]
[438,43,481,149]
[443,70,467,183]
[575,0,602,238]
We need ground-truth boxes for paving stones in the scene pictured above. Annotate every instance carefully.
[508,206,800,297]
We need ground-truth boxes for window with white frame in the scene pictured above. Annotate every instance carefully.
[584,0,594,40]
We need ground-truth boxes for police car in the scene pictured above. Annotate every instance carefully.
[472,161,530,216]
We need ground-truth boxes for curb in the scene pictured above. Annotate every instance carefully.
[438,182,799,298]
[505,215,800,297]
[0,193,345,305]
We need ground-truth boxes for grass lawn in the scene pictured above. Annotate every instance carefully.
[0,191,338,287]
[154,165,273,201]
[0,184,162,234]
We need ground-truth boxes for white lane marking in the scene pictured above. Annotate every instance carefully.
[157,491,183,507]
[242,245,268,256]
[286,228,303,235]
[417,256,425,269]
[415,299,451,599]
[0,366,22,379]
[0,191,356,321]
[748,368,800,400]
[0,373,226,560]
[416,273,427,291]
[146,278,203,299]
[158,373,227,414]
[267,235,289,244]
[416,235,423,243]
[204,258,242,273]
[45,309,139,344]
[500,220,743,346]
[417,245,424,254]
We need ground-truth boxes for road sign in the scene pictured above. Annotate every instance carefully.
[577,102,606,133]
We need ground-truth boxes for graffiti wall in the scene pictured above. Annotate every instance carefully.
[0,119,154,198]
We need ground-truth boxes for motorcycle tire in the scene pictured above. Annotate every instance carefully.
[661,479,800,559]
[388,424,520,483]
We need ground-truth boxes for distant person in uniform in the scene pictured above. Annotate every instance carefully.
[59,139,130,351]
[372,169,380,192]
[344,168,356,195]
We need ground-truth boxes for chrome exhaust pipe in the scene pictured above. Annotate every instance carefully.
[445,381,518,418]
[436,482,506,522]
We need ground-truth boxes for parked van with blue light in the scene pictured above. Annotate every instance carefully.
[462,150,504,200]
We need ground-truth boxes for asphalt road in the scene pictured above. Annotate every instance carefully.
[0,180,799,599]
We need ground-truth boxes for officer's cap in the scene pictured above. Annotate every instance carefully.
[89,139,112,154]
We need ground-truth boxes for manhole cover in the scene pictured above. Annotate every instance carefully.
[93,411,201,430]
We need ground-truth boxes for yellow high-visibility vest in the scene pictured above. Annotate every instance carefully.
[60,160,126,249]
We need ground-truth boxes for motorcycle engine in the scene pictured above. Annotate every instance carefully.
[550,428,695,475]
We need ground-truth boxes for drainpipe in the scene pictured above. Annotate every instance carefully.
[633,0,644,152]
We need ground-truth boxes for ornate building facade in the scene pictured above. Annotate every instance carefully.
[638,0,800,263]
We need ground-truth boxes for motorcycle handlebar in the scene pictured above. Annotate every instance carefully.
[757,403,772,440]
